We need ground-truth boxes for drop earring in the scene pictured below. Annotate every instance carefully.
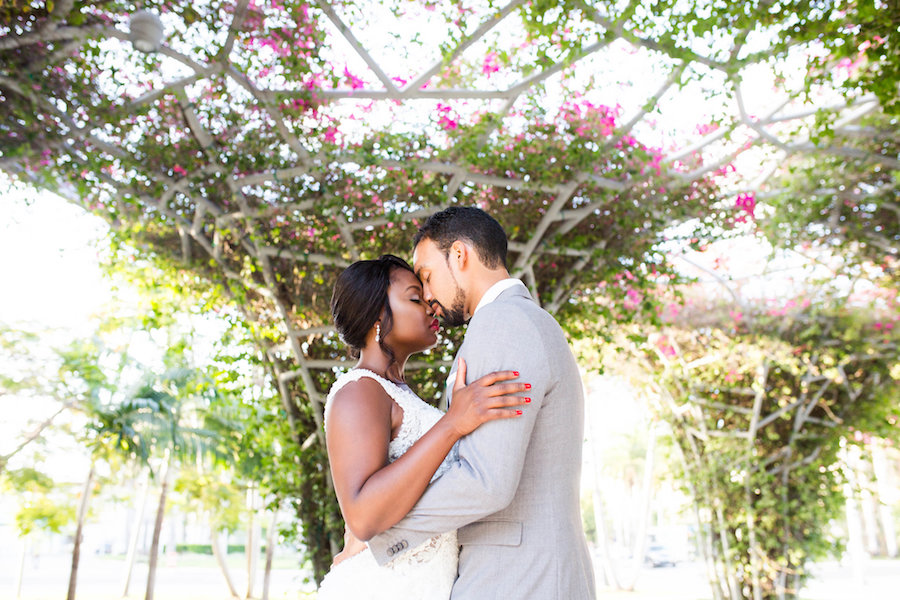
[375,324,381,343]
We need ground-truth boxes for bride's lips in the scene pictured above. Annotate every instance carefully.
[430,318,440,332]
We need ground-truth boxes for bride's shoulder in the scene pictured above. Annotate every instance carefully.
[324,370,394,430]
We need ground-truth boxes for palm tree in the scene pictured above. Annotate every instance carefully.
[125,365,237,600]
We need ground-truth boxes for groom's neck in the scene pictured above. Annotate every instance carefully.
[465,269,512,317]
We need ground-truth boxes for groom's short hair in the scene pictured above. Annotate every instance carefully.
[413,206,508,269]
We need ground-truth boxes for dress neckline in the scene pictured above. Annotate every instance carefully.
[349,367,408,389]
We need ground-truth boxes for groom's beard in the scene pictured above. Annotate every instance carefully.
[434,285,467,327]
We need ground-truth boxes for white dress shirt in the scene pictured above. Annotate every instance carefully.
[472,278,527,317]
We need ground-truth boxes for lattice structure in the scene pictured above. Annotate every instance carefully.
[2,0,895,571]
[640,304,899,600]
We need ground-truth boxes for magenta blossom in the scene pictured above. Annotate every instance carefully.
[482,52,500,76]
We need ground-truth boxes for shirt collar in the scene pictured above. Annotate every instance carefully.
[472,278,527,316]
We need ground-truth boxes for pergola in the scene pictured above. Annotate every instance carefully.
[2,0,896,576]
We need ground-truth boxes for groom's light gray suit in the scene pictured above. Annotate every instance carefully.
[369,283,596,599]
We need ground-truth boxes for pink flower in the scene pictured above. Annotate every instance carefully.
[696,122,719,136]
[655,335,676,358]
[729,310,743,322]
[436,103,459,131]
[482,52,500,76]
[344,66,365,89]
[173,165,187,177]
[322,126,338,144]
[624,288,642,310]
[735,192,756,219]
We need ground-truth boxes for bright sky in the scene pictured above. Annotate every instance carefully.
[1,176,111,479]
[1,176,112,335]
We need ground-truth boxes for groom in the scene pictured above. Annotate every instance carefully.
[368,207,596,599]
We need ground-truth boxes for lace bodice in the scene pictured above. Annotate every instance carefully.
[318,369,460,600]
[324,368,459,482]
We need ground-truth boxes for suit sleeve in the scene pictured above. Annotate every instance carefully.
[368,302,548,564]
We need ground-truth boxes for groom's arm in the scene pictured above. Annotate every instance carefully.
[368,301,548,564]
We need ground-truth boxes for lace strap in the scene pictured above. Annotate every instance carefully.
[324,369,411,430]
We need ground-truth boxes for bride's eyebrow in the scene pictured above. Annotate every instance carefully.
[405,285,422,293]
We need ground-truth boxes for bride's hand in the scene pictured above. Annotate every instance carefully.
[332,528,367,566]
[444,358,530,438]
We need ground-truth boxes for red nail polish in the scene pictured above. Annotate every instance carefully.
[513,371,520,377]
[516,410,522,415]
[524,398,531,403]
[524,383,531,390]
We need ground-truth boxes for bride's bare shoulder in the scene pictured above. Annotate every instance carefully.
[327,376,394,426]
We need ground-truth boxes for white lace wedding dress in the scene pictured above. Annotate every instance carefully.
[317,369,459,600]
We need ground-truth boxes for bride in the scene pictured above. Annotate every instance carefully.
[318,254,530,599]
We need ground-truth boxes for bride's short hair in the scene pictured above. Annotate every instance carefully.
[330,254,414,361]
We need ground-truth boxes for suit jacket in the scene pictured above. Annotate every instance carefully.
[368,284,596,599]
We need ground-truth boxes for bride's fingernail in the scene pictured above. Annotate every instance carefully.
[516,410,523,415]
[524,398,531,403]
[524,383,532,390]
[513,371,520,377]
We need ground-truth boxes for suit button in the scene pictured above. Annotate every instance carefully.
[387,547,395,556]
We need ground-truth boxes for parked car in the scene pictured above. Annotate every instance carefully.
[644,544,677,567]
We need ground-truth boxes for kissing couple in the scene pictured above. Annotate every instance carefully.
[317,206,596,599]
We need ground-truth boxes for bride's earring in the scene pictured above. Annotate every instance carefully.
[375,324,381,343]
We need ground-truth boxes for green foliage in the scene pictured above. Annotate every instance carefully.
[3,467,76,537]
[15,494,76,537]
[174,543,268,555]
[761,112,899,281]
[580,493,597,544]
[631,297,900,600]
[173,466,245,533]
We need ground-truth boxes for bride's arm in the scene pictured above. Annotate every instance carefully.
[332,527,367,565]
[325,366,528,541]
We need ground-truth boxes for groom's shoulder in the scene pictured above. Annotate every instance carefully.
[468,293,549,340]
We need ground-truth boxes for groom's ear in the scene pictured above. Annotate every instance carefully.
[450,240,469,270]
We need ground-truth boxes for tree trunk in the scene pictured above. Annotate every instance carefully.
[621,425,657,591]
[261,507,279,600]
[858,465,882,555]
[745,477,763,600]
[245,486,259,599]
[871,442,899,557]
[145,454,173,600]
[842,455,867,590]
[122,468,151,597]
[15,538,27,599]
[586,394,620,590]
[67,462,96,600]
[712,500,741,600]
[211,528,240,598]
